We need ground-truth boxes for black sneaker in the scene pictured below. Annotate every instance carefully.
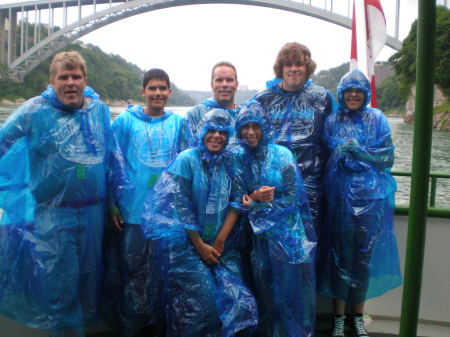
[331,314,346,337]
[350,314,370,337]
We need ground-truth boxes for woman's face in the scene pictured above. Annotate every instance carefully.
[240,122,262,147]
[203,129,227,152]
[343,88,365,111]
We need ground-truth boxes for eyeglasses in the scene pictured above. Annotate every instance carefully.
[344,88,364,94]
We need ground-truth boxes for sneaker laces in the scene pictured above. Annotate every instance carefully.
[332,315,345,336]
[353,315,369,336]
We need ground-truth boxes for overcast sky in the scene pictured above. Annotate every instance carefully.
[1,0,438,91]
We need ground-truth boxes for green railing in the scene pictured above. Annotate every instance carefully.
[392,170,450,219]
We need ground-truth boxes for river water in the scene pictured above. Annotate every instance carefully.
[1,104,449,207]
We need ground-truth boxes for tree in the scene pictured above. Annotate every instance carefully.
[377,74,405,111]
[389,6,450,99]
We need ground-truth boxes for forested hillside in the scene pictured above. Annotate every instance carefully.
[0,41,195,106]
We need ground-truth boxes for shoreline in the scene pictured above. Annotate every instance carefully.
[0,98,142,107]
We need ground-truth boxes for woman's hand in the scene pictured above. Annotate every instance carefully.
[196,241,221,264]
[242,194,254,207]
[108,205,124,232]
[250,186,275,202]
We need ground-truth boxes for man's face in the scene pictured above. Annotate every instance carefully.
[344,88,365,111]
[281,58,307,92]
[203,130,227,153]
[141,79,172,116]
[211,66,239,108]
[50,64,87,108]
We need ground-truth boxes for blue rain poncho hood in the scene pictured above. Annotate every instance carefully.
[197,108,235,154]
[265,77,314,95]
[337,69,372,112]
[235,100,273,149]
[41,84,99,111]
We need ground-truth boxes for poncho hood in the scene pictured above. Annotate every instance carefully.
[197,108,235,155]
[41,85,99,112]
[126,104,173,122]
[235,100,273,149]
[265,77,313,95]
[337,69,371,113]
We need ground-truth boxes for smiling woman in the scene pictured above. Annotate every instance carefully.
[343,88,365,111]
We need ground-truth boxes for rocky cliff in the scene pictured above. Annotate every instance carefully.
[404,84,449,131]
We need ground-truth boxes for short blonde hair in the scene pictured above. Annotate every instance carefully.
[273,42,316,80]
[50,51,87,80]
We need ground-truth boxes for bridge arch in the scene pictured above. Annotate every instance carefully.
[1,0,403,81]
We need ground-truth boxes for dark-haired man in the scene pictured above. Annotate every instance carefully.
[105,68,192,337]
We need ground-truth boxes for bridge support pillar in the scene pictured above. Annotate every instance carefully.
[8,11,17,66]
[0,10,7,66]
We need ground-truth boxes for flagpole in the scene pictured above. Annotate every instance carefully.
[354,0,368,79]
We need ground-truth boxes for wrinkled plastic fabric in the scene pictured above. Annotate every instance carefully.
[252,78,334,236]
[110,106,193,224]
[103,106,193,335]
[185,99,240,150]
[142,109,258,336]
[233,101,316,337]
[317,70,402,303]
[0,85,110,331]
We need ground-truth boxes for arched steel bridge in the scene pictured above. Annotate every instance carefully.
[0,0,425,81]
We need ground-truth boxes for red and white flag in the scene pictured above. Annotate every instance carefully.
[350,0,387,107]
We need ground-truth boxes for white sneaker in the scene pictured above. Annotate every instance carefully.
[331,315,346,337]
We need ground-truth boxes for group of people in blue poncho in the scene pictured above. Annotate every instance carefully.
[0,42,402,337]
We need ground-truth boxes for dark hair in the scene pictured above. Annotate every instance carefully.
[143,68,170,88]
[211,61,238,83]
[273,42,316,80]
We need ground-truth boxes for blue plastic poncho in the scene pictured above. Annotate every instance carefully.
[142,109,257,337]
[317,69,402,303]
[185,98,240,150]
[253,79,334,236]
[0,85,110,332]
[103,105,193,335]
[233,101,316,337]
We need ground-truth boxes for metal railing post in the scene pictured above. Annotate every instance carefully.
[399,0,436,336]
[429,177,437,207]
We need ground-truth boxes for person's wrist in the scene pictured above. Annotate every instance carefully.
[215,234,225,243]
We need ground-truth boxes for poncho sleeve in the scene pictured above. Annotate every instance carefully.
[142,150,199,239]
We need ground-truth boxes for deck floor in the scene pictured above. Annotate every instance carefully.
[86,331,401,337]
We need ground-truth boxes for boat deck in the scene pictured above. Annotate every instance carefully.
[86,331,402,337]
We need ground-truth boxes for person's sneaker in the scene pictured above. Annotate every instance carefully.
[331,314,346,337]
[350,313,370,337]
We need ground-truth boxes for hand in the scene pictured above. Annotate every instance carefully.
[242,194,254,207]
[196,242,221,264]
[108,205,124,232]
[213,236,225,254]
[346,138,358,152]
[250,186,275,202]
